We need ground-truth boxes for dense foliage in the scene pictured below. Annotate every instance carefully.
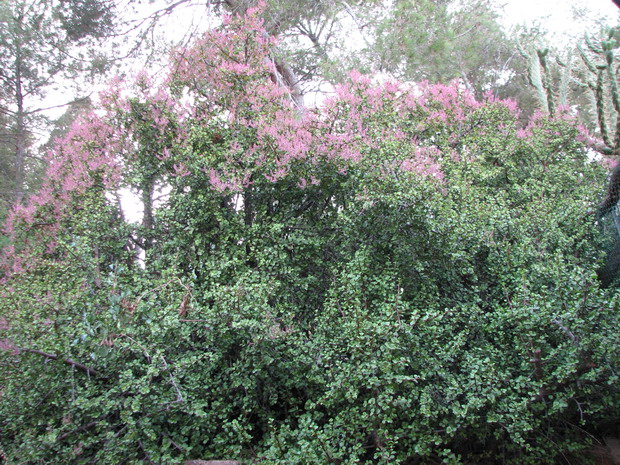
[1,6,619,465]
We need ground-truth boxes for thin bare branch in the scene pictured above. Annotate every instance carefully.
[21,348,104,378]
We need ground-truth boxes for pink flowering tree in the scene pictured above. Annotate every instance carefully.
[1,4,618,465]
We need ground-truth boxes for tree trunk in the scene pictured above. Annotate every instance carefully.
[274,57,304,111]
[14,102,26,205]
[13,12,26,205]
[224,0,305,110]
[141,177,155,250]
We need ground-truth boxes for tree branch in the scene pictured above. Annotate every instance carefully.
[26,96,92,116]
[20,348,104,378]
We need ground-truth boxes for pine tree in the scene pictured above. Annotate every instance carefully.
[0,0,114,206]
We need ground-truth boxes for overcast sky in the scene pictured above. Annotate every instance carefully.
[501,0,618,36]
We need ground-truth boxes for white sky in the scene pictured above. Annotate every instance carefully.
[136,0,620,53]
[500,0,618,37]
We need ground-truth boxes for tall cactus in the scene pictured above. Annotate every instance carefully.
[576,29,620,286]
[580,29,620,155]
[520,30,620,285]
[517,42,572,118]
[537,48,557,116]
[521,28,620,156]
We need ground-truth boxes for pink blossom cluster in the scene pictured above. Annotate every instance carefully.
[168,1,277,114]
[1,112,125,276]
[1,1,592,278]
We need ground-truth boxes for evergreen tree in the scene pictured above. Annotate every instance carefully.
[360,0,520,97]
[0,0,114,207]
